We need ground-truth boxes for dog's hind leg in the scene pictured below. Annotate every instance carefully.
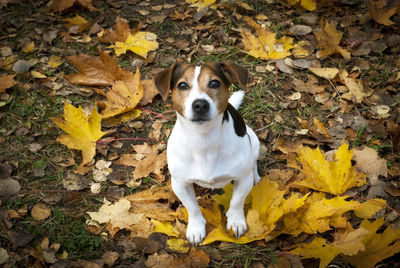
[171,178,206,245]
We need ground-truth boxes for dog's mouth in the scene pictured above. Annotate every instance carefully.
[191,117,210,123]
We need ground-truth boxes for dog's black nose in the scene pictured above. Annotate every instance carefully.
[192,99,209,114]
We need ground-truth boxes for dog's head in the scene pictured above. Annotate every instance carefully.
[154,62,248,123]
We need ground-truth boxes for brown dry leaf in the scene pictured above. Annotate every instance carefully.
[144,252,174,268]
[49,0,97,11]
[66,51,133,86]
[99,17,131,43]
[339,69,365,103]
[124,183,176,204]
[292,75,326,94]
[170,9,192,21]
[96,67,143,118]
[139,79,160,105]
[149,120,163,140]
[115,143,167,182]
[169,247,210,268]
[353,146,387,185]
[31,203,51,221]
[368,0,397,26]
[0,74,16,93]
[314,19,351,60]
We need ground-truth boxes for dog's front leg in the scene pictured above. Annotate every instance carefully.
[226,175,253,238]
[171,178,206,245]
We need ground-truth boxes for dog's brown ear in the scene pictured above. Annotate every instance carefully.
[220,62,249,89]
[154,63,179,100]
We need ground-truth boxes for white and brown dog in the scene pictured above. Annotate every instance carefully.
[155,62,260,245]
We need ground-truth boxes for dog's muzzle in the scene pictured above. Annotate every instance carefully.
[191,99,210,122]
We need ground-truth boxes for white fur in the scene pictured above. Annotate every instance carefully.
[167,67,260,245]
[228,90,245,110]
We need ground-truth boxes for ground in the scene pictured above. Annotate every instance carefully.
[0,0,400,267]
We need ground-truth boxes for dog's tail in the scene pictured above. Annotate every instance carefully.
[228,91,245,110]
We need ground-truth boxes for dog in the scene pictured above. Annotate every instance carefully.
[154,62,260,245]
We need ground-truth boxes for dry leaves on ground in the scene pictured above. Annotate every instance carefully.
[314,19,351,60]
[0,74,16,93]
[368,0,397,26]
[49,0,96,12]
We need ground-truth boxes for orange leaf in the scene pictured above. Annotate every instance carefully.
[95,67,143,118]
[0,74,16,93]
[65,51,133,86]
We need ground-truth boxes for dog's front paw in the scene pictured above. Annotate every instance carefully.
[226,209,247,238]
[186,216,206,245]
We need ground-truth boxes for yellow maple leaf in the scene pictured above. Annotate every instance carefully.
[368,0,397,26]
[241,26,293,60]
[291,227,367,268]
[63,14,90,33]
[109,32,159,58]
[51,103,106,167]
[151,219,180,237]
[314,19,350,60]
[289,142,366,195]
[344,218,400,268]
[166,238,189,253]
[96,67,143,118]
[186,0,216,11]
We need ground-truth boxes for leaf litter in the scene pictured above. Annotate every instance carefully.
[2,0,400,267]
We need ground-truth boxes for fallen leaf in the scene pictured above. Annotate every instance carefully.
[109,31,159,58]
[144,252,174,268]
[368,0,397,26]
[308,67,339,80]
[353,146,387,185]
[31,70,47,78]
[0,74,16,93]
[87,199,144,237]
[51,103,106,167]
[186,0,216,11]
[22,41,34,53]
[99,17,131,43]
[166,238,189,253]
[66,51,134,86]
[344,218,400,268]
[292,75,326,94]
[289,142,366,195]
[314,19,350,60]
[48,55,64,69]
[49,0,97,12]
[115,143,167,182]
[286,0,317,11]
[354,198,386,218]
[241,17,293,60]
[31,203,51,221]
[291,227,367,268]
[101,251,119,267]
[339,69,365,103]
[0,178,20,196]
[63,14,90,33]
[96,67,143,118]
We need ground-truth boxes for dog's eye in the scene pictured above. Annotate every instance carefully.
[208,80,221,89]
[178,82,189,90]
